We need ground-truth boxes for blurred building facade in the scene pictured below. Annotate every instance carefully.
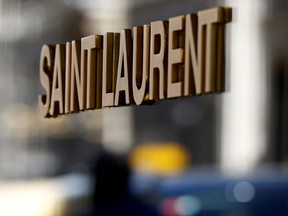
[0,0,287,180]
[1,0,288,216]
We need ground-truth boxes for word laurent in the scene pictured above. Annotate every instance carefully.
[39,7,231,118]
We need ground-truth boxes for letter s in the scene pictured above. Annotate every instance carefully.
[38,45,54,118]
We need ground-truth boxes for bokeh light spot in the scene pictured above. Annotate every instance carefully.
[233,181,255,202]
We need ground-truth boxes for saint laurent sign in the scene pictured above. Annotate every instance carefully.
[39,7,232,118]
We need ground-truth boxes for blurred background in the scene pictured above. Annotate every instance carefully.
[0,0,288,215]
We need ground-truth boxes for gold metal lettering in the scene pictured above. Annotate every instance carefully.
[50,44,65,116]
[96,39,103,109]
[167,15,185,98]
[102,33,120,107]
[132,25,150,105]
[184,14,200,95]
[39,45,54,118]
[115,29,133,106]
[82,35,103,110]
[198,7,225,93]
[65,42,71,113]
[70,40,86,112]
[216,8,232,92]
[39,7,232,118]
[149,21,168,100]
